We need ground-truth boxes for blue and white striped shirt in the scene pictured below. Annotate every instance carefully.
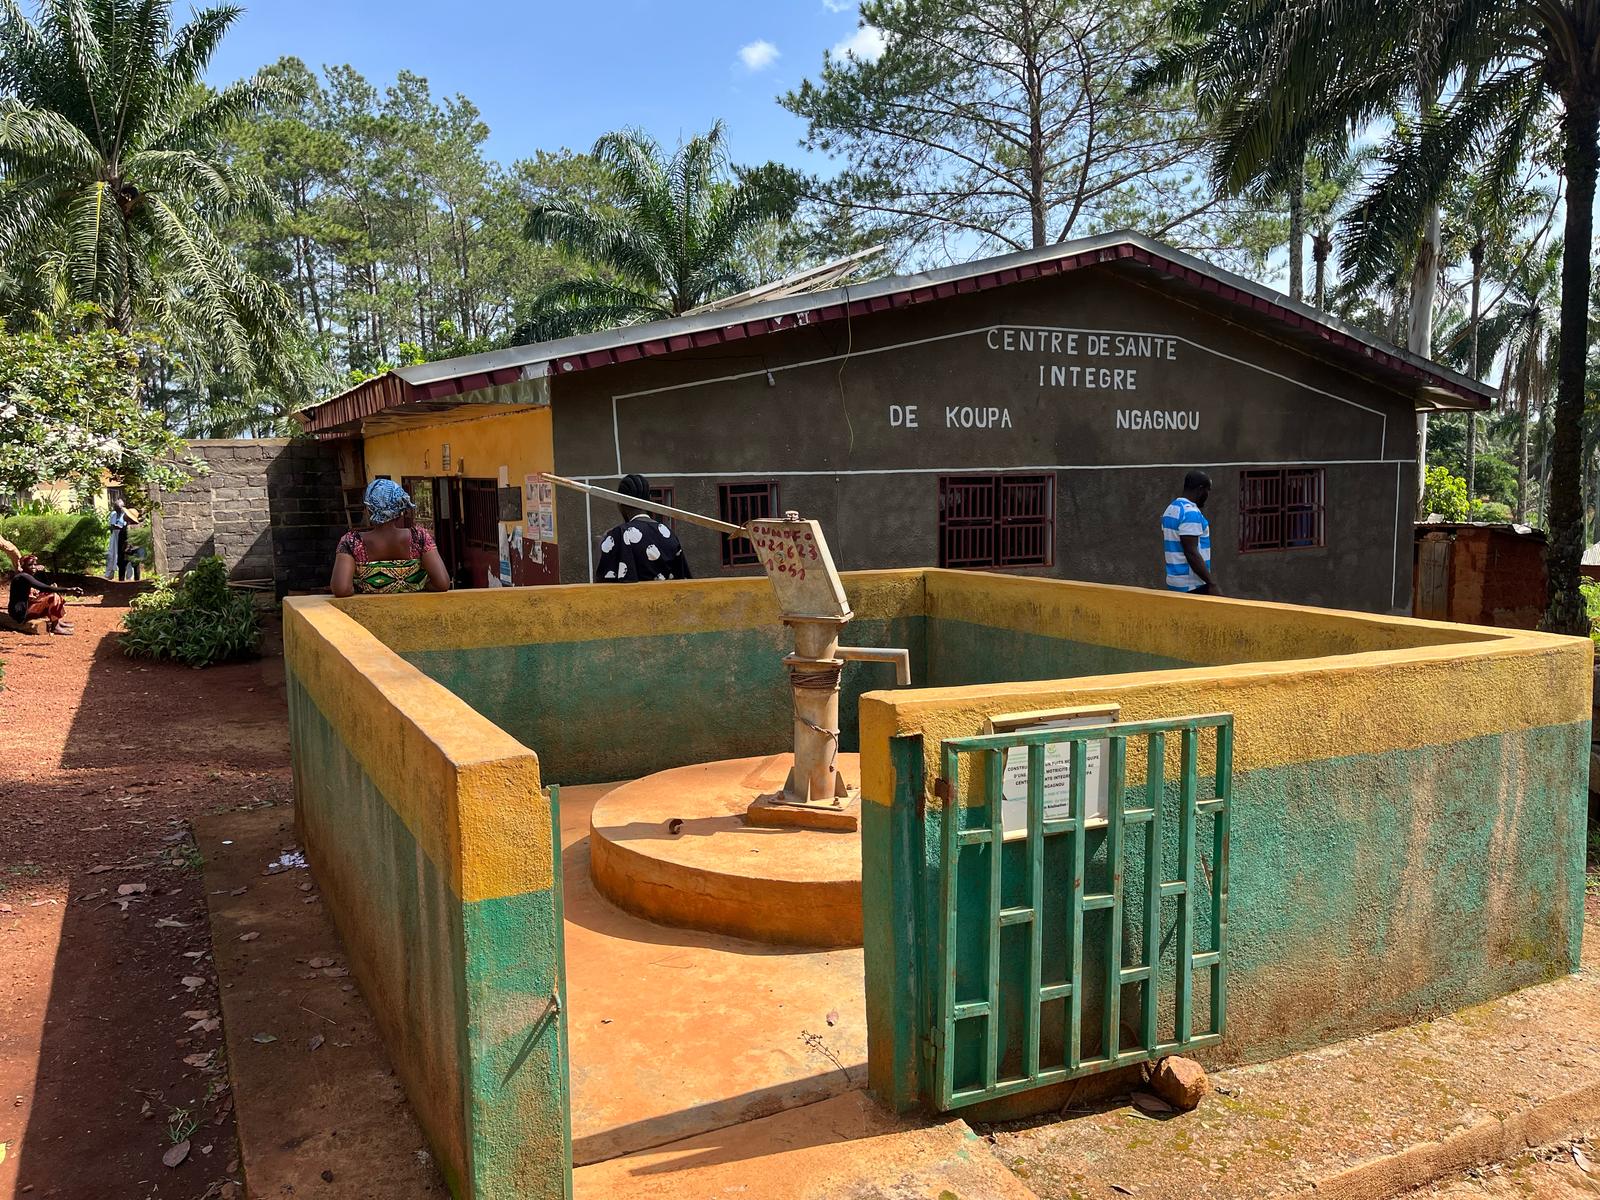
[1162,497,1210,591]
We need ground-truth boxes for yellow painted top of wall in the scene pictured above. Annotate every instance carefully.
[924,570,1499,662]
[339,569,928,654]
[858,624,1592,806]
[284,596,551,904]
[361,405,554,533]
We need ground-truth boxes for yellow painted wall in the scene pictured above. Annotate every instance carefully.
[362,406,557,540]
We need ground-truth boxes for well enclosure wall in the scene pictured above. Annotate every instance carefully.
[859,573,1591,1109]
[284,570,1589,1193]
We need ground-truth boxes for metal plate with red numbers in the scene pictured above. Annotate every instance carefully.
[747,517,852,621]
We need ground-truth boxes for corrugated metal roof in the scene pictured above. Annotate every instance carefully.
[300,230,1495,434]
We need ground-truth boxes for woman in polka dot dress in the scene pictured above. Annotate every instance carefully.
[594,474,692,582]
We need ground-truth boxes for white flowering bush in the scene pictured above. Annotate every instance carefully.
[0,321,195,498]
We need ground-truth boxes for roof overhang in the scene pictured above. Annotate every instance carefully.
[303,368,550,439]
[298,232,1493,436]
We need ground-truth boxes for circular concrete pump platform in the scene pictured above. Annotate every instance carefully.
[589,754,863,948]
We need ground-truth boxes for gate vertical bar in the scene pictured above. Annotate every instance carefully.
[1141,731,1165,1054]
[1211,722,1233,1036]
[1175,726,1199,1043]
[1024,742,1045,1081]
[1067,740,1087,1071]
[936,744,962,1109]
[983,748,1005,1092]
[1101,736,1127,1063]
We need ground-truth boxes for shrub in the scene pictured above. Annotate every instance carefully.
[120,557,261,668]
[1470,499,1515,524]
[1422,467,1469,522]
[0,510,108,573]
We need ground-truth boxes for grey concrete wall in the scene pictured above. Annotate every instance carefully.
[154,439,346,595]
[548,266,1421,614]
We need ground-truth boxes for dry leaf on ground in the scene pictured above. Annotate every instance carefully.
[163,1139,190,1168]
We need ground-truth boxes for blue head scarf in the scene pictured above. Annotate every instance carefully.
[364,478,415,525]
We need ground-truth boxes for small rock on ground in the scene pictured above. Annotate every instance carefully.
[1149,1056,1210,1111]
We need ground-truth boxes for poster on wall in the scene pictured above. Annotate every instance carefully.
[490,522,512,586]
[985,704,1121,836]
[524,475,556,544]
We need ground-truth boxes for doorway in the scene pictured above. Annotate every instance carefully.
[404,475,499,588]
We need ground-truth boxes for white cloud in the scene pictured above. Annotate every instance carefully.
[738,39,781,71]
[832,24,886,61]
[821,0,853,11]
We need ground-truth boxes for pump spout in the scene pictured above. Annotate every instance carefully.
[836,646,912,686]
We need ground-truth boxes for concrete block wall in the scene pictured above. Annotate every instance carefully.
[155,439,347,595]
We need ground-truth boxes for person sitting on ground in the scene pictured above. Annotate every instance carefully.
[330,479,451,597]
[594,473,691,582]
[9,553,82,635]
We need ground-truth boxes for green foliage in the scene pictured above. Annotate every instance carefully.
[120,558,261,668]
[226,59,590,386]
[518,122,802,339]
[1471,499,1514,523]
[0,510,107,574]
[0,319,194,498]
[0,0,302,394]
[783,0,1277,269]
[1423,467,1470,522]
[1582,579,1600,649]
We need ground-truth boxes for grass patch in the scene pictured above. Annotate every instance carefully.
[1587,819,1600,896]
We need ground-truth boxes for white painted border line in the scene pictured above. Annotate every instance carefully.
[576,458,1410,482]
[605,322,1393,473]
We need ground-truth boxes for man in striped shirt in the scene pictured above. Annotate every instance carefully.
[1162,470,1221,595]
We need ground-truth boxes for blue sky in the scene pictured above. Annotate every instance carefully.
[206,0,882,172]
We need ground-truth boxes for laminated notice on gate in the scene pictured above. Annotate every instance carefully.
[747,517,852,621]
[986,705,1120,837]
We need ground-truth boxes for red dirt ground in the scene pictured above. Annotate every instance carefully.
[0,584,291,1200]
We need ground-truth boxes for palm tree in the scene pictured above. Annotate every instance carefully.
[0,0,292,380]
[1473,240,1562,523]
[517,122,799,340]
[1156,0,1598,633]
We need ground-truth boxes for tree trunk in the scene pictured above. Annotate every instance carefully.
[1312,230,1331,309]
[1518,396,1531,523]
[1409,204,1442,510]
[1543,89,1598,635]
[1466,236,1483,508]
[1288,154,1305,303]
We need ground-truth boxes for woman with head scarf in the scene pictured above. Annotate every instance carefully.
[330,480,451,598]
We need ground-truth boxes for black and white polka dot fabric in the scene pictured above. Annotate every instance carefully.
[594,513,692,583]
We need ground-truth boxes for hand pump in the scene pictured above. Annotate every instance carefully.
[539,474,911,822]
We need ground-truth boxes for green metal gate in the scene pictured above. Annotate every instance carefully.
[931,713,1232,1110]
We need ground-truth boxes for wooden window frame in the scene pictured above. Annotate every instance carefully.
[938,473,1055,570]
[718,481,779,567]
[1238,467,1325,553]
[648,485,676,531]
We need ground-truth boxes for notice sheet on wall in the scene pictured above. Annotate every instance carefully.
[989,705,1120,836]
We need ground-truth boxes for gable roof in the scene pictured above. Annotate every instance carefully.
[300,230,1494,436]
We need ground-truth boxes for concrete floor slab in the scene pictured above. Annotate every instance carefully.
[587,755,863,946]
[573,1089,1040,1200]
[561,782,867,1163]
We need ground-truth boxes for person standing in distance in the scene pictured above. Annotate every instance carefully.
[595,474,692,582]
[1162,470,1221,595]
